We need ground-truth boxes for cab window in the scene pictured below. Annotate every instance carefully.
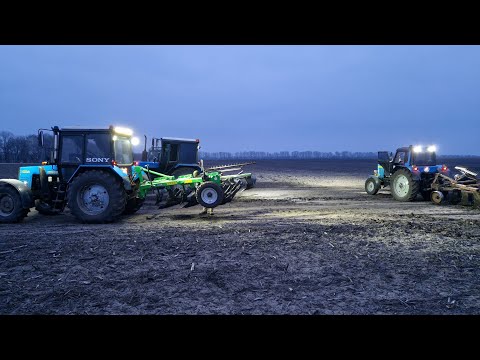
[394,151,406,165]
[86,133,111,159]
[61,135,83,163]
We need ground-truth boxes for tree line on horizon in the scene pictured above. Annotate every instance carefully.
[0,131,478,163]
[198,150,378,160]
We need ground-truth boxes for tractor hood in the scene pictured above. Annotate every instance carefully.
[18,165,58,188]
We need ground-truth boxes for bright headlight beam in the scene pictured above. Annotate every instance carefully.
[427,145,437,152]
[114,127,133,136]
[413,145,423,152]
[131,137,140,146]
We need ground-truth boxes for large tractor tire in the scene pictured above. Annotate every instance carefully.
[67,170,127,223]
[196,182,224,208]
[0,184,29,223]
[246,175,256,189]
[365,176,381,195]
[390,168,420,202]
[123,197,145,215]
[35,199,58,215]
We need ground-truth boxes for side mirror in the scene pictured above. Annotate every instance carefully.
[38,131,45,147]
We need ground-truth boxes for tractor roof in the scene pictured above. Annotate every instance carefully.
[161,137,199,143]
[59,127,111,132]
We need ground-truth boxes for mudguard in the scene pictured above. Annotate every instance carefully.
[0,179,34,209]
[68,165,132,191]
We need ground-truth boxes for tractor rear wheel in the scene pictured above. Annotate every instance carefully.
[67,170,126,223]
[35,199,58,215]
[0,184,29,223]
[196,182,224,208]
[390,168,419,202]
[365,176,381,195]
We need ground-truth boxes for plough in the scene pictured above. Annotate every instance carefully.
[430,166,480,207]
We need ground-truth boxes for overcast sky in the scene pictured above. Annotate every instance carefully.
[0,45,479,155]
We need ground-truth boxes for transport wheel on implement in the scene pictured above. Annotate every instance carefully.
[196,182,224,208]
[431,191,445,205]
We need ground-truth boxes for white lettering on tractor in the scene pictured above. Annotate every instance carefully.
[86,158,110,163]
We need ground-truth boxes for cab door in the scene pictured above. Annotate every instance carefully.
[58,133,85,182]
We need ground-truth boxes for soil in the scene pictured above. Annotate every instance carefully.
[1,159,479,314]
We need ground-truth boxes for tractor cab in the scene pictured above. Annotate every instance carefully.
[45,126,135,181]
[376,145,440,178]
[139,137,201,177]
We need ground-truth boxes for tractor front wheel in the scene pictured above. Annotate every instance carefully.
[196,182,224,208]
[365,176,381,195]
[390,168,420,202]
[67,170,126,223]
[0,184,28,223]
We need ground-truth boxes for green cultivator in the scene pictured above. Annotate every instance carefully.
[134,165,253,210]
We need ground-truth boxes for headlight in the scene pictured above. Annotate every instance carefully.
[114,127,133,136]
[413,145,423,153]
[427,145,436,152]
[120,167,128,175]
[131,137,140,146]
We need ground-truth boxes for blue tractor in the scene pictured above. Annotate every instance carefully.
[365,145,450,202]
[0,126,142,224]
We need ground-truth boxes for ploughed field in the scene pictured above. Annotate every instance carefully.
[1,158,480,314]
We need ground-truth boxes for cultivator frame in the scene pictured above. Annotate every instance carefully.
[134,164,253,209]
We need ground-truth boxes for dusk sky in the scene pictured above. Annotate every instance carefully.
[0,45,479,155]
